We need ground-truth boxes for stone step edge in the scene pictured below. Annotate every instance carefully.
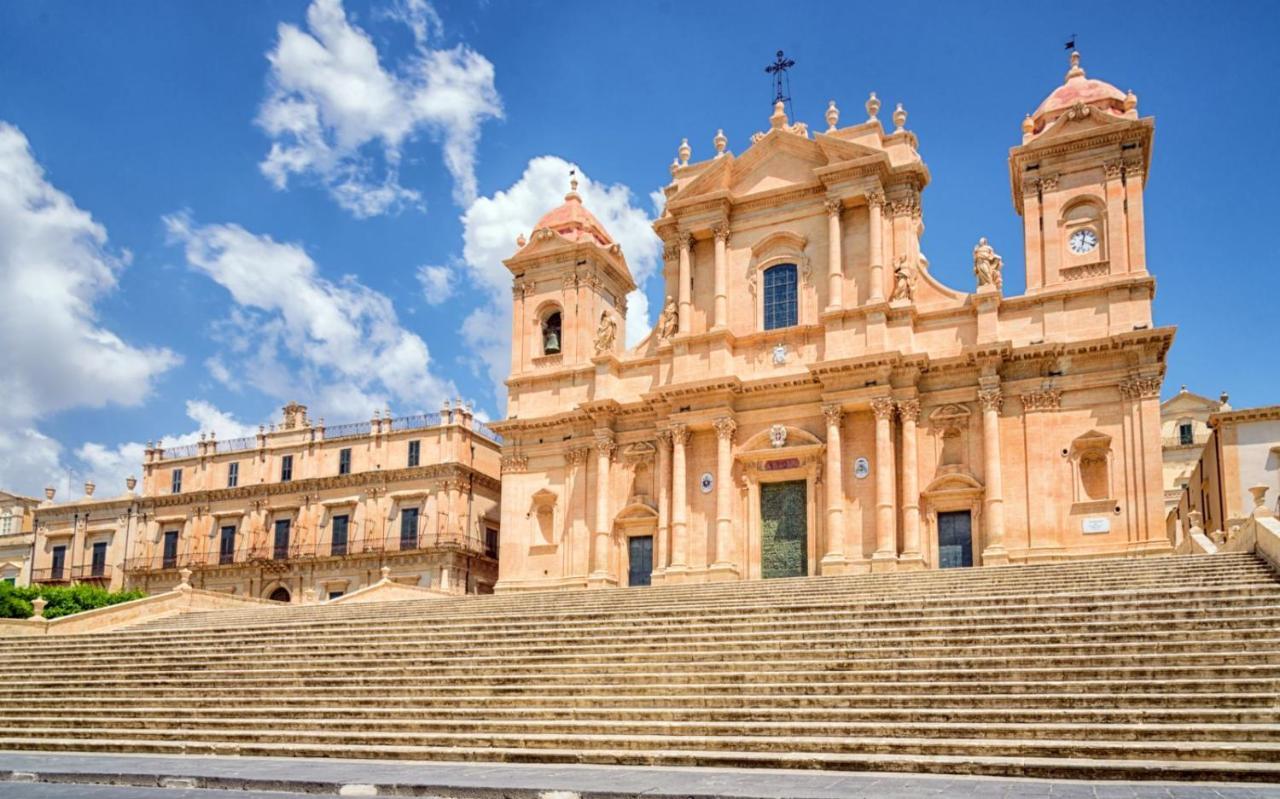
[3,739,1280,783]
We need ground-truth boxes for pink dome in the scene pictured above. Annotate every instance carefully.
[533,181,613,246]
[1030,52,1128,133]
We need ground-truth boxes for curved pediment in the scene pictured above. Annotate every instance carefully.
[740,424,822,453]
[924,470,984,494]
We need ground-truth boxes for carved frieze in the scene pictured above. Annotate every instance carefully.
[1020,389,1062,412]
[1119,376,1162,401]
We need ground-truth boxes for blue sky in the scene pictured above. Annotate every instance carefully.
[0,0,1276,497]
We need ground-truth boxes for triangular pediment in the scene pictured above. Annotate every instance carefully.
[727,133,829,197]
[1161,390,1221,412]
[1034,105,1133,143]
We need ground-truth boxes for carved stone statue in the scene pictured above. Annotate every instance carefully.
[658,295,678,340]
[973,236,1003,290]
[891,255,916,302]
[594,310,617,355]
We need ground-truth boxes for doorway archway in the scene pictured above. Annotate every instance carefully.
[267,586,291,603]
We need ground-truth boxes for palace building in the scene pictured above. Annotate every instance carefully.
[492,51,1173,591]
[30,401,502,602]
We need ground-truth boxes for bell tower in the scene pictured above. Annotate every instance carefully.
[504,179,636,411]
[1010,51,1154,292]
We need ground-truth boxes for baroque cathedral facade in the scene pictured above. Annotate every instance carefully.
[491,52,1172,591]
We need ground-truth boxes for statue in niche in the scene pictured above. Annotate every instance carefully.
[973,236,1003,290]
[658,295,679,340]
[891,255,916,302]
[594,311,617,355]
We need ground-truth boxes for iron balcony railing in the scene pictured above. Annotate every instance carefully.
[70,564,114,584]
[123,526,494,574]
[30,567,70,585]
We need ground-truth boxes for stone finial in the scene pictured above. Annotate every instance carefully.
[892,103,907,132]
[1188,510,1204,534]
[1219,391,1230,408]
[30,597,46,620]
[713,128,727,157]
[516,233,527,248]
[677,137,691,166]
[1124,89,1137,112]
[1066,50,1085,81]
[770,100,788,130]
[825,100,839,131]
[865,92,880,122]
[44,487,55,501]
[84,481,95,497]
[126,476,137,493]
[1021,114,1034,136]
[178,568,192,589]
[1249,485,1273,517]
[380,566,392,581]
[669,157,680,177]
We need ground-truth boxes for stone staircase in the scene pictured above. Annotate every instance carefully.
[0,552,1278,782]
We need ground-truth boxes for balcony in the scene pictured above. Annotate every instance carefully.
[30,567,70,585]
[122,526,496,576]
[70,564,114,586]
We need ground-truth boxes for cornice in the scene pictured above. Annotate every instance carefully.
[1209,404,1280,429]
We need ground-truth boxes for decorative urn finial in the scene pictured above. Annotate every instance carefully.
[770,100,788,130]
[677,137,691,166]
[713,128,727,157]
[516,233,526,248]
[1066,50,1084,81]
[892,102,907,132]
[1124,88,1137,112]
[865,91,880,122]
[1021,114,1034,136]
[825,100,839,131]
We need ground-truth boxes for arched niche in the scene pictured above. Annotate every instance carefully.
[1059,195,1109,279]
[1069,429,1115,513]
[527,488,558,550]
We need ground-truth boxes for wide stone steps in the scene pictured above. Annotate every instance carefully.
[2,552,1278,782]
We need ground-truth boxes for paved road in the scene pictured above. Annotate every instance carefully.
[2,752,1279,799]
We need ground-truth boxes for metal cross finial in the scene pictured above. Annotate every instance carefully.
[764,49,796,118]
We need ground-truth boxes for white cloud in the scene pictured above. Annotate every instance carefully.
[456,156,661,404]
[416,264,454,304]
[76,400,260,497]
[0,122,180,495]
[164,211,457,423]
[257,0,501,217]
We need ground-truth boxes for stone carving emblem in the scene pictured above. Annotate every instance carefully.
[769,424,787,448]
[699,472,714,494]
[772,343,787,365]
[853,457,870,479]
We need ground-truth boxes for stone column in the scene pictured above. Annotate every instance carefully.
[867,192,885,302]
[678,234,693,335]
[978,387,1009,564]
[711,417,737,575]
[589,431,616,584]
[824,200,843,311]
[821,403,846,571]
[871,397,897,570]
[712,225,729,330]
[668,423,690,571]
[897,399,923,568]
[655,430,672,572]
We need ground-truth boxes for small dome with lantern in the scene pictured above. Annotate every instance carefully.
[1028,51,1132,137]
[530,177,614,246]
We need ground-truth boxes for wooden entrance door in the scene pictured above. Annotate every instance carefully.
[628,536,653,587]
[938,510,974,568]
[761,480,807,578]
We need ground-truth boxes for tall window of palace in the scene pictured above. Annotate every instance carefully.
[763,264,798,330]
[400,507,419,550]
[170,468,182,494]
[541,310,562,355]
[1179,421,1194,446]
[407,439,421,467]
[338,447,352,475]
[227,461,239,488]
[280,454,293,482]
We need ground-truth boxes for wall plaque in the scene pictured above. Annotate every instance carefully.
[853,457,870,479]
[699,472,714,493]
[763,458,800,471]
[1082,517,1111,534]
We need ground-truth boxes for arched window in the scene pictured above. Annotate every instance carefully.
[541,311,562,355]
[762,264,798,330]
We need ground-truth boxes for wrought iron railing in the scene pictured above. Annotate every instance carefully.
[162,443,200,459]
[218,435,258,453]
[325,421,372,439]
[30,567,70,585]
[70,564,113,584]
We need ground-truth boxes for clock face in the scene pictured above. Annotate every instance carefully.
[1069,228,1098,255]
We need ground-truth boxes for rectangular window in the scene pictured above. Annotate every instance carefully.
[280,454,293,482]
[762,263,798,330]
[485,527,499,559]
[400,507,419,551]
[162,530,179,569]
[407,440,420,467]
[227,461,239,488]
[327,591,344,600]
[90,542,108,577]
[331,514,349,557]
[51,545,66,579]
[1179,422,1194,446]
[338,448,352,475]
[273,518,291,560]
[219,525,236,565]
[171,468,183,494]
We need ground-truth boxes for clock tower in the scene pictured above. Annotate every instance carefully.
[1010,51,1154,293]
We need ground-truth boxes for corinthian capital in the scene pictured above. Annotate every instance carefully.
[896,398,921,424]
[977,388,1004,413]
[821,403,844,426]
[870,396,896,421]
[713,416,737,441]
[712,223,730,243]
[823,198,842,217]
[670,422,690,446]
[593,431,616,458]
